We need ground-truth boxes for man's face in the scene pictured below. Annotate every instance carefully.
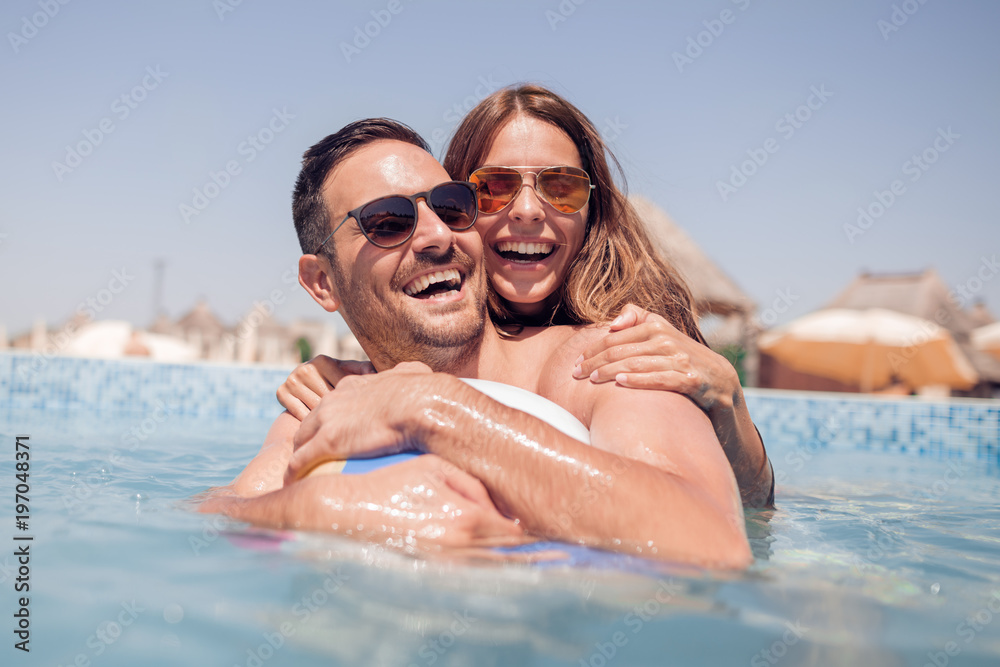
[321,140,488,369]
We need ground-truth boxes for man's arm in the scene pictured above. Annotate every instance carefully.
[199,410,528,552]
[200,453,528,551]
[286,365,752,569]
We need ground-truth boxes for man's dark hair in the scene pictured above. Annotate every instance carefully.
[292,118,430,256]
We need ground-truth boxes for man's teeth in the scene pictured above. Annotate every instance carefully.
[403,268,461,296]
[495,241,555,256]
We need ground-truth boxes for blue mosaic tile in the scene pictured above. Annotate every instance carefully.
[2,353,999,461]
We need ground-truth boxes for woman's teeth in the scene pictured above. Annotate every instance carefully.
[495,241,555,262]
[403,268,462,297]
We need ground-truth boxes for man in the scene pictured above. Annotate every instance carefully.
[202,119,751,569]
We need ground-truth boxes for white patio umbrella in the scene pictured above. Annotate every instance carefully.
[758,308,978,392]
[63,320,199,362]
[971,321,1000,362]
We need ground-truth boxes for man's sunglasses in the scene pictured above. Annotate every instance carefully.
[317,181,478,251]
[468,166,595,215]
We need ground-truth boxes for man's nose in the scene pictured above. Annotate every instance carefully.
[409,199,454,252]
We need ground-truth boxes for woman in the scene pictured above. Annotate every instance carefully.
[279,85,773,507]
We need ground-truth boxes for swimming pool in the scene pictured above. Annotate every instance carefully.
[2,352,999,666]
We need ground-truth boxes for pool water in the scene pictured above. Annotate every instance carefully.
[2,401,999,667]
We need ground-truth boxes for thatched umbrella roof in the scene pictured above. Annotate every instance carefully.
[826,269,1000,383]
[630,196,754,317]
[826,270,978,339]
[176,300,227,337]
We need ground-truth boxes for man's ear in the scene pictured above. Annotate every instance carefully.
[299,254,341,313]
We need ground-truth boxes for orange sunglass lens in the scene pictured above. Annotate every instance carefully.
[470,168,522,213]
[537,168,591,213]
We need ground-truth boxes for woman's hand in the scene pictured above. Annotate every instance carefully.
[276,355,376,421]
[285,362,442,484]
[572,304,741,413]
[574,304,773,507]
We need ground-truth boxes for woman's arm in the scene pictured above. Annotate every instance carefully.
[573,305,773,508]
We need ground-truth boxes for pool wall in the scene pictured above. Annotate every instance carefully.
[3,351,997,464]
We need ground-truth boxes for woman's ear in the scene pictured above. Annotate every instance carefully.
[298,254,341,313]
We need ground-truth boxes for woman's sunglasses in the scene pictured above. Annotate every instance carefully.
[468,166,595,215]
[317,181,478,251]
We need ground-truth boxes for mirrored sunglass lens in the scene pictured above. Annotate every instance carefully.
[430,184,476,228]
[471,169,522,213]
[538,168,591,213]
[359,198,415,246]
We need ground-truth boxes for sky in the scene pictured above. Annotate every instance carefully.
[2,0,998,339]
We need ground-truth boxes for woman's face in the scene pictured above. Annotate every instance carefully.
[473,115,589,318]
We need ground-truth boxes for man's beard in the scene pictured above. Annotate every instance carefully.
[332,246,487,373]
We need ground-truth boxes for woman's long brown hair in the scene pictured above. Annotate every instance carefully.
[443,84,706,344]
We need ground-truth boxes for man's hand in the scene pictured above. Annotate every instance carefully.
[204,453,530,552]
[285,362,439,484]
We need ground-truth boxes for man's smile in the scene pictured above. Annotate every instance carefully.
[402,267,464,300]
